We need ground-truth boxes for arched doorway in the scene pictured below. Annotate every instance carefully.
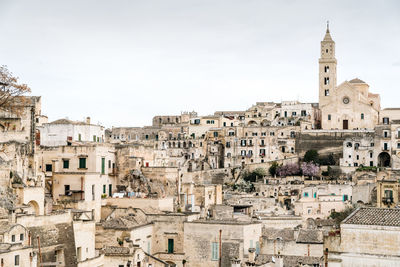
[378,152,391,167]
[27,200,40,215]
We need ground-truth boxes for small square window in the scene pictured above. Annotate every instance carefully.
[63,159,69,169]
[45,164,52,172]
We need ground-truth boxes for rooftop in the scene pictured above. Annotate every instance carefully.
[349,78,366,84]
[343,207,400,227]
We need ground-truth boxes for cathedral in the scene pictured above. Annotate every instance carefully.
[318,24,381,130]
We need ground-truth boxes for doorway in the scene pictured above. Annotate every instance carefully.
[343,120,348,130]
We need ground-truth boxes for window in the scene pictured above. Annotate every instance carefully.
[292,112,296,116]
[103,185,106,194]
[361,113,364,120]
[223,122,226,127]
[304,192,309,197]
[370,143,374,147]
[45,164,52,172]
[324,77,330,85]
[78,133,82,141]
[92,185,95,200]
[109,184,112,197]
[384,131,388,138]
[226,142,231,148]
[63,159,69,169]
[77,247,82,261]
[211,242,219,260]
[168,239,174,254]
[398,143,400,149]
[324,66,330,73]
[384,143,388,150]
[240,140,247,146]
[93,135,96,142]
[241,150,246,156]
[79,158,87,169]
[370,152,373,158]
[101,158,105,174]
[15,255,19,266]
[383,117,389,124]
[213,132,218,137]
[12,235,15,242]
[108,160,111,168]
[20,234,23,241]
[325,89,329,96]
[301,110,307,116]
[328,114,331,121]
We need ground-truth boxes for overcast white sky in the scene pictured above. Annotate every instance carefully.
[0,0,399,127]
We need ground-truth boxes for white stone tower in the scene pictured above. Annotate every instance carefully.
[319,22,337,108]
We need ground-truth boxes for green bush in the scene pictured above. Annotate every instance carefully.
[356,166,377,172]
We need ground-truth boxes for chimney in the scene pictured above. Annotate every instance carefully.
[8,209,16,224]
[231,259,241,267]
[86,117,91,124]
[248,248,256,262]
[274,255,283,267]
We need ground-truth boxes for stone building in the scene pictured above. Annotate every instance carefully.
[38,143,117,221]
[38,117,105,146]
[183,219,262,267]
[325,207,400,266]
[319,26,381,130]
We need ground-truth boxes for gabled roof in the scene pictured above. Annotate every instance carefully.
[343,207,400,227]
[296,229,323,244]
[102,214,148,230]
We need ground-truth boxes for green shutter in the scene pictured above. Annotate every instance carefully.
[101,158,105,174]
[63,160,69,169]
[79,158,86,169]
[168,239,174,254]
[212,242,219,260]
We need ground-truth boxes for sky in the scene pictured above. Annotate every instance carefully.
[0,0,399,127]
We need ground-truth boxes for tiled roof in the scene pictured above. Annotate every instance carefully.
[103,246,130,255]
[343,208,400,227]
[349,78,365,84]
[262,228,294,241]
[102,214,147,230]
[255,254,322,266]
[296,229,323,244]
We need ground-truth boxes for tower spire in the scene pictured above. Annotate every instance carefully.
[327,20,329,33]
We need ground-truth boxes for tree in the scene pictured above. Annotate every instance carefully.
[277,163,300,177]
[304,150,319,163]
[242,168,267,182]
[329,206,355,226]
[269,161,279,176]
[0,66,31,114]
[253,167,267,177]
[301,162,319,177]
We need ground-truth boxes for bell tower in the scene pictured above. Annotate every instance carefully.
[319,22,337,108]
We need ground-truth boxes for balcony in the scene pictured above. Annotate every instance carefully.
[382,197,394,205]
[108,168,118,176]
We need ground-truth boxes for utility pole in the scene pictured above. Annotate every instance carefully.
[219,229,222,267]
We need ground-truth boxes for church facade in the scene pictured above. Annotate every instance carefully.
[318,26,381,130]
